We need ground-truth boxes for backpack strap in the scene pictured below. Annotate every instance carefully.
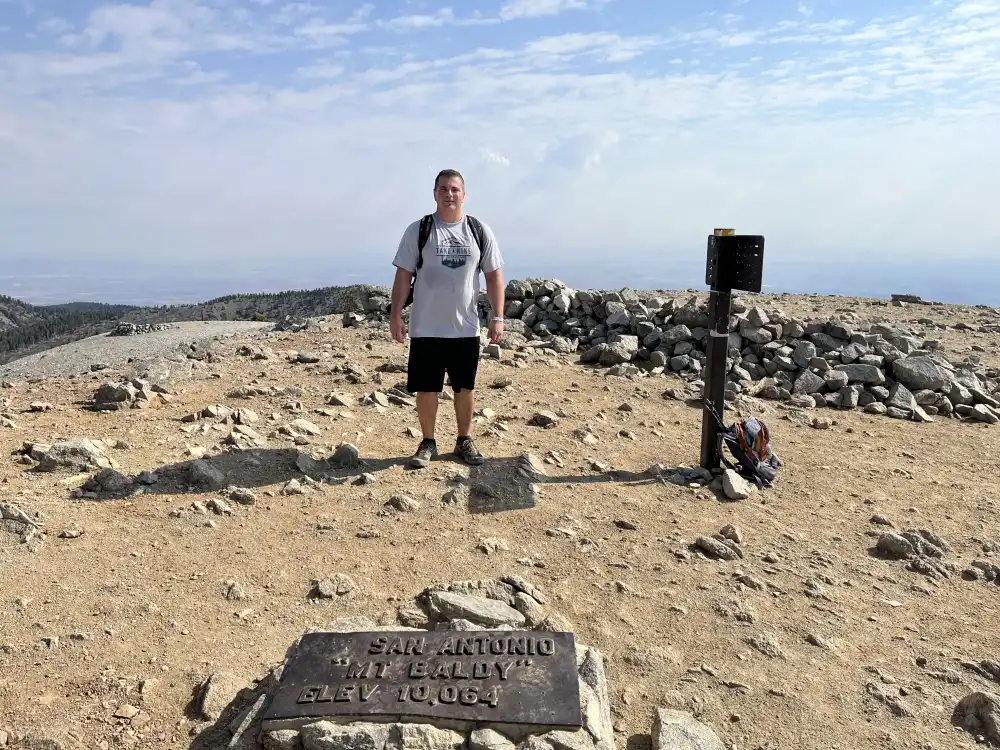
[416,214,434,271]
[466,215,487,273]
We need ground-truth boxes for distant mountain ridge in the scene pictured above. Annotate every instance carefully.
[0,285,389,365]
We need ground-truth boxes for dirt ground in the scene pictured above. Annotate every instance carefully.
[1,291,1000,750]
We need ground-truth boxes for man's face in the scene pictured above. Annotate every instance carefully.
[434,177,465,213]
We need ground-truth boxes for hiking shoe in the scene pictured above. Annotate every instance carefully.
[454,436,484,466]
[408,438,437,468]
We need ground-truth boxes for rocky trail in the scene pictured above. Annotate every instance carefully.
[1,282,1000,750]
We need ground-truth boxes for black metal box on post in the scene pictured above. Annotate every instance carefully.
[699,231,765,471]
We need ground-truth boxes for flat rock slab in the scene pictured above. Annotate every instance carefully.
[262,630,581,732]
[427,591,526,628]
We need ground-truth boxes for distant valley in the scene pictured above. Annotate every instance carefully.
[0,286,385,365]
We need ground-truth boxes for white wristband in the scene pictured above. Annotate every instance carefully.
[491,316,503,322]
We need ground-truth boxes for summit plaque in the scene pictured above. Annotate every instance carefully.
[262,630,583,731]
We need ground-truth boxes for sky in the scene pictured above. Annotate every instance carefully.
[1,0,999,307]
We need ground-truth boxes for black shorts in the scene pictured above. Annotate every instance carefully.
[407,337,481,393]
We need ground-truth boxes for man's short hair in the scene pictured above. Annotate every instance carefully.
[434,169,465,190]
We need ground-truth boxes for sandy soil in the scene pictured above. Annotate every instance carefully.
[1,292,999,750]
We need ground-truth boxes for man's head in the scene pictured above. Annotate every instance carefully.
[434,169,465,220]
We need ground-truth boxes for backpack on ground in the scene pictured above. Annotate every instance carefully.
[393,214,487,313]
[720,416,782,487]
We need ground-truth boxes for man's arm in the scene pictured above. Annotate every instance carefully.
[484,268,504,318]
[390,266,413,343]
[390,221,419,343]
[484,267,505,345]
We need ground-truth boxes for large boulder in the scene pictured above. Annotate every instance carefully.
[892,356,950,392]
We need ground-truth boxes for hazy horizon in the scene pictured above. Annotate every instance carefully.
[3,254,997,310]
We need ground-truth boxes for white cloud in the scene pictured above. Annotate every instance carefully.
[0,0,998,292]
[499,0,590,21]
[375,8,498,32]
[480,147,511,166]
[524,32,660,62]
[294,18,369,42]
[952,0,1000,18]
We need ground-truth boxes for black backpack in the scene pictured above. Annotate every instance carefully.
[393,214,488,313]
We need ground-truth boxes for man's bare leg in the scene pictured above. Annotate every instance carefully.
[417,392,439,439]
[454,388,474,438]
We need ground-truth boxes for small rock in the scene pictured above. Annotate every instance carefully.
[281,479,306,496]
[312,573,357,599]
[476,537,509,555]
[59,523,84,539]
[722,469,753,500]
[386,494,420,512]
[652,707,725,750]
[189,459,226,488]
[330,442,361,468]
[695,536,742,561]
[719,524,742,544]
[229,487,257,505]
[223,580,247,601]
[747,633,785,659]
[530,411,560,428]
[113,704,140,719]
[197,671,244,722]
[290,418,322,436]
[470,729,516,750]
[82,467,133,494]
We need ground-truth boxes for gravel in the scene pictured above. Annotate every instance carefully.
[0,321,271,381]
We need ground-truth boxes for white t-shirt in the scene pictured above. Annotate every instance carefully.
[392,214,503,339]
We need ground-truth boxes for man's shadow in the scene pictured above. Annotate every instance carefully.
[116,447,413,497]
[92,444,662,514]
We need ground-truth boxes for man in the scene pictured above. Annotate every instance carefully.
[390,169,505,468]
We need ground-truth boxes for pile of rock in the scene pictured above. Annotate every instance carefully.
[492,278,1000,425]
[294,279,999,424]
[108,322,176,336]
[874,528,956,580]
[330,284,392,315]
[90,378,173,411]
[405,576,560,630]
[305,284,393,328]
[179,404,269,451]
[273,315,312,332]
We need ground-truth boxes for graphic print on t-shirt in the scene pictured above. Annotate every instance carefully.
[437,234,472,270]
